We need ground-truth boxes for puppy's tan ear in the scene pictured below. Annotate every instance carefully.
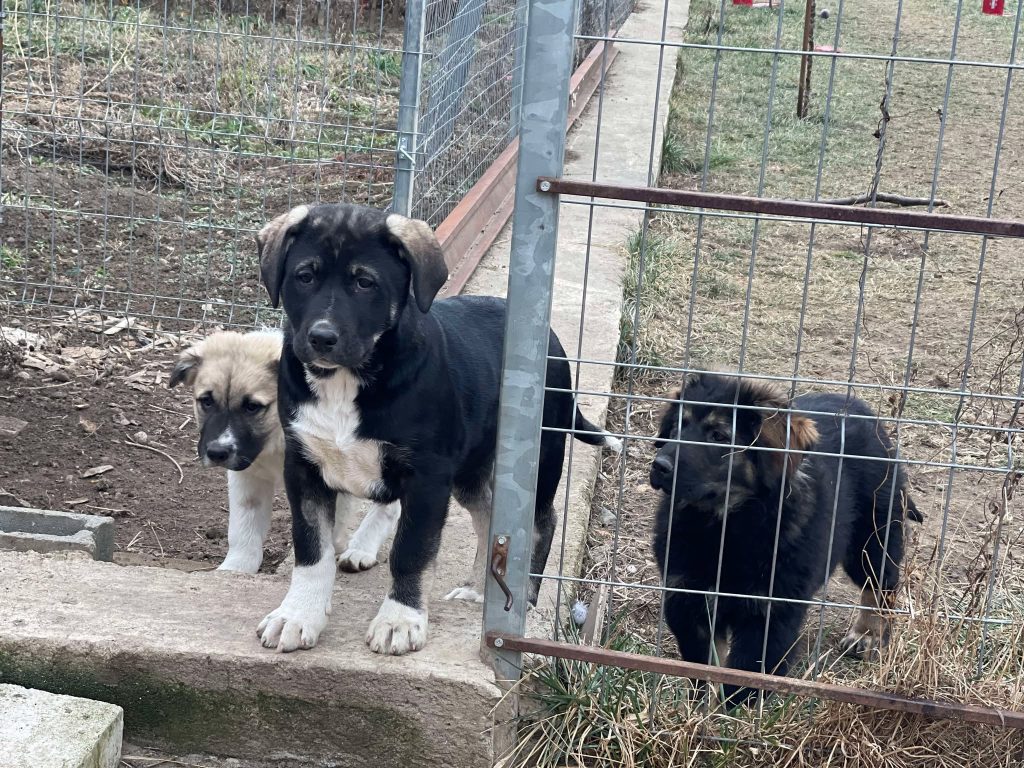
[257,205,310,308]
[760,411,818,477]
[742,378,818,477]
[656,389,682,442]
[169,343,203,389]
[385,213,449,313]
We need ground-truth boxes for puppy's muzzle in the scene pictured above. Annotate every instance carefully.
[307,321,340,355]
[203,435,241,469]
[650,453,676,492]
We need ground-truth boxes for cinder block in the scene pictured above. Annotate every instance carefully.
[0,506,114,561]
[0,684,123,768]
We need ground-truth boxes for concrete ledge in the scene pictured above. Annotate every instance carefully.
[0,551,499,767]
[0,506,114,561]
[0,683,123,768]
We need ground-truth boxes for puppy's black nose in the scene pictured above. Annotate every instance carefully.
[206,443,232,463]
[308,322,339,353]
[650,454,675,489]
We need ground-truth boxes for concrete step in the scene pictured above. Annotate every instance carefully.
[0,506,114,561]
[0,683,123,768]
[0,550,501,767]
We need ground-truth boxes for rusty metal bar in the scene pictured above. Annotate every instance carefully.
[486,633,1024,729]
[536,178,1024,238]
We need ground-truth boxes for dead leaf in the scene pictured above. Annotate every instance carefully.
[81,464,114,478]
[103,316,138,336]
[63,346,106,361]
[0,489,30,507]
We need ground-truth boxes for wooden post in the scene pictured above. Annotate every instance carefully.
[797,0,816,119]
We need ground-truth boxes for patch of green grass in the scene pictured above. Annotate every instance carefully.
[0,245,24,270]
[369,50,402,79]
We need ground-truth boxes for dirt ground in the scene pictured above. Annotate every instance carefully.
[0,320,292,571]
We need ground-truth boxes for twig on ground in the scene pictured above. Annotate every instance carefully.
[15,380,74,392]
[121,435,185,483]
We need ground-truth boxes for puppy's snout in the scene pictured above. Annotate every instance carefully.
[205,442,234,464]
[650,453,675,490]
[308,321,340,353]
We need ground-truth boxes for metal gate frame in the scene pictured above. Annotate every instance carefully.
[483,0,1024,731]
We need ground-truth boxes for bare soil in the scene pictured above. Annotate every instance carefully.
[0,322,292,570]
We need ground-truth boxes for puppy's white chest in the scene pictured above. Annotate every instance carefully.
[291,369,383,499]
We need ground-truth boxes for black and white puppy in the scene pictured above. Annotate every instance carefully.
[254,203,620,655]
[169,329,399,573]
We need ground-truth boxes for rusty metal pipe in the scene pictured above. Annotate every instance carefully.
[486,632,1024,729]
[536,177,1024,239]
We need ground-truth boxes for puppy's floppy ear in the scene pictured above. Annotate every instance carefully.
[257,205,310,308]
[385,213,449,313]
[656,389,682,443]
[743,378,818,477]
[168,343,203,389]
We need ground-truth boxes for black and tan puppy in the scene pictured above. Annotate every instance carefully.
[169,329,399,573]
[254,203,620,655]
[650,372,922,705]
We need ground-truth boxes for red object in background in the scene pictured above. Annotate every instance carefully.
[733,0,754,5]
[983,0,1005,15]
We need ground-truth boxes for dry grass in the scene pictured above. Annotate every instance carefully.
[2,0,401,199]
[502,535,1024,768]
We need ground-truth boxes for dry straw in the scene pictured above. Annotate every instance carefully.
[499,485,1024,768]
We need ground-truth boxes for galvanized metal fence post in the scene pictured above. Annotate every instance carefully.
[392,0,427,217]
[482,0,579,684]
[508,0,529,140]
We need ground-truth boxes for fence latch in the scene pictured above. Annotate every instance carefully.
[490,534,513,612]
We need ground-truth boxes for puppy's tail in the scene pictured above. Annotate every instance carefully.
[573,408,623,453]
[904,492,924,523]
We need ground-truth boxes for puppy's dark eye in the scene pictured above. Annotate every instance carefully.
[243,400,266,414]
[296,270,315,285]
[708,428,730,444]
[355,275,376,290]
[197,393,215,410]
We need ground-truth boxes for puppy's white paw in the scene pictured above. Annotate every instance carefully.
[336,547,378,572]
[217,554,262,574]
[366,598,428,655]
[257,603,329,652]
[443,586,484,603]
[603,434,624,454]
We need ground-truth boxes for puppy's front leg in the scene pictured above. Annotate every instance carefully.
[257,452,337,652]
[335,498,401,573]
[218,468,275,573]
[366,479,449,655]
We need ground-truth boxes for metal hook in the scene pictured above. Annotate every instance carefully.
[490,534,513,611]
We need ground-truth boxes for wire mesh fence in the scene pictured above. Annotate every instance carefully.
[490,0,1024,763]
[405,0,637,226]
[0,0,640,330]
[0,0,407,331]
